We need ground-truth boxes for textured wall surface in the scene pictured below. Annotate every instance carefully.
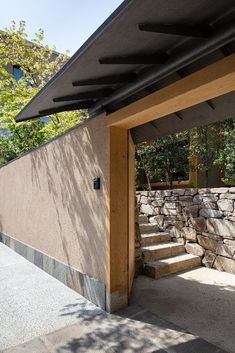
[137,187,235,274]
[0,114,109,284]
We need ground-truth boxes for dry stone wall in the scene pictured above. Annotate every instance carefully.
[135,203,143,275]
[137,187,235,275]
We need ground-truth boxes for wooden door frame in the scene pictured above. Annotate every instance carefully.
[105,54,235,313]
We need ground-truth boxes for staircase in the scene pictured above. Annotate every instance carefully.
[139,215,201,279]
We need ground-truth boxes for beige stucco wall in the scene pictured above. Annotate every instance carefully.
[0,114,109,283]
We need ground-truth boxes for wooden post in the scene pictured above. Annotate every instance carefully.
[106,126,129,312]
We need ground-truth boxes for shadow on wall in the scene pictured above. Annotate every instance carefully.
[24,116,109,282]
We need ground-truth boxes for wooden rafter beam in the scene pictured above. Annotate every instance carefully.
[72,73,137,86]
[175,112,183,120]
[39,101,92,115]
[107,54,235,129]
[139,23,211,38]
[53,89,112,102]
[99,53,168,65]
[206,100,216,110]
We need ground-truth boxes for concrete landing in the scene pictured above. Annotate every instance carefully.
[131,269,235,353]
[2,304,229,353]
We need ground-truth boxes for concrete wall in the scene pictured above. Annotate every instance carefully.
[137,187,235,275]
[0,114,109,308]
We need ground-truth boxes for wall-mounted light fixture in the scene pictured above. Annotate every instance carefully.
[93,177,101,190]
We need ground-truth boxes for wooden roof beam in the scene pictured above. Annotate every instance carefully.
[72,73,137,86]
[107,54,235,129]
[39,101,92,115]
[99,53,168,65]
[139,23,211,38]
[53,89,112,102]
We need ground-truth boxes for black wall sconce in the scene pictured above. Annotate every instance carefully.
[93,177,101,190]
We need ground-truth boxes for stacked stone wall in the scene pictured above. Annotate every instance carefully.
[137,187,235,274]
[135,201,143,275]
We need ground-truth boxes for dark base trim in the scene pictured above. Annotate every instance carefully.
[0,232,105,310]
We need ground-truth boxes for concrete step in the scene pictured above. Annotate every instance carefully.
[144,253,201,279]
[142,242,185,261]
[138,215,148,224]
[141,232,171,245]
[139,223,159,234]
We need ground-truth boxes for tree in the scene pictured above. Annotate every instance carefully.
[216,118,235,185]
[136,119,235,190]
[189,123,223,187]
[189,118,235,187]
[136,132,189,189]
[0,21,87,165]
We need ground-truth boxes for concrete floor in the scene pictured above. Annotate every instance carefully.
[0,243,102,351]
[0,243,232,353]
[131,269,235,353]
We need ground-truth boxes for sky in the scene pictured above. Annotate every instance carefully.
[0,0,124,55]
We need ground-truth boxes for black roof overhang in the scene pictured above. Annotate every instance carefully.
[132,90,235,143]
[15,0,235,142]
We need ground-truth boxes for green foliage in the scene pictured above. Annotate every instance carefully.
[189,122,222,174]
[217,118,235,184]
[0,21,87,166]
[189,119,235,186]
[0,120,46,161]
[136,132,189,189]
[136,118,235,190]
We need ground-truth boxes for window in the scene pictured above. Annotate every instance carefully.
[40,116,49,124]
[13,65,24,81]
[0,128,11,138]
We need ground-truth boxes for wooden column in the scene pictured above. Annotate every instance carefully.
[106,127,135,312]
[106,126,129,312]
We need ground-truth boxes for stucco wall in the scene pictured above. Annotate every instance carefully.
[0,114,109,284]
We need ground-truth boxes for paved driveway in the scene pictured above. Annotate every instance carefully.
[132,270,235,353]
[0,243,102,350]
[0,243,230,353]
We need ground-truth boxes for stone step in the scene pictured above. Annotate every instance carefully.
[144,253,201,279]
[142,242,185,261]
[139,223,159,234]
[138,215,148,224]
[141,232,171,245]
